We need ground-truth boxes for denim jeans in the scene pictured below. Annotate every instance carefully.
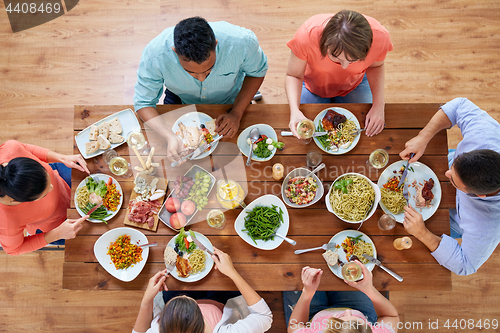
[163,88,182,104]
[49,162,71,188]
[300,75,372,104]
[283,290,378,327]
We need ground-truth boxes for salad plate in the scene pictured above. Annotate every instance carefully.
[165,231,215,282]
[172,112,219,160]
[281,167,324,208]
[237,124,279,162]
[75,174,123,223]
[313,107,361,155]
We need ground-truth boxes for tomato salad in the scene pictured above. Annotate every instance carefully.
[285,176,318,205]
[107,235,143,270]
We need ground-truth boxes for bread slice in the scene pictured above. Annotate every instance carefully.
[85,141,99,155]
[322,250,339,266]
[97,122,110,138]
[97,134,111,150]
[205,119,216,136]
[88,125,99,141]
[108,132,124,144]
[108,117,122,134]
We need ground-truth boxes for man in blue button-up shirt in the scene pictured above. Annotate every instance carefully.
[134,17,268,161]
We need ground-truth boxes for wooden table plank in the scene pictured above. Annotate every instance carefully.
[62,262,451,291]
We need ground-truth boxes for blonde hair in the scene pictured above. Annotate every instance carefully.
[324,317,373,333]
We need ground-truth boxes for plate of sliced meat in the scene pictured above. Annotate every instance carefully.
[313,107,361,155]
[123,175,167,231]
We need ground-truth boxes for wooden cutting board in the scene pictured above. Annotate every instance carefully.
[123,174,168,232]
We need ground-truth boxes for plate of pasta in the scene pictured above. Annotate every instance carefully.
[313,107,361,155]
[326,173,380,223]
[75,174,123,223]
[377,161,442,223]
[326,230,377,280]
[165,230,214,283]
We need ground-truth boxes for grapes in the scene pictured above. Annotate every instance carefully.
[172,175,194,199]
[186,171,212,210]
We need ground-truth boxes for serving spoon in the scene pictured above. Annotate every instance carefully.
[246,127,260,166]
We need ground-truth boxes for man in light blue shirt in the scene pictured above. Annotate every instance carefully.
[134,17,268,161]
[399,98,500,275]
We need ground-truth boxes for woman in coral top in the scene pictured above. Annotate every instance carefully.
[286,10,393,138]
[0,140,89,255]
[285,263,399,333]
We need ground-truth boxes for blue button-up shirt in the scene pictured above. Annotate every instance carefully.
[432,98,500,275]
[134,21,268,111]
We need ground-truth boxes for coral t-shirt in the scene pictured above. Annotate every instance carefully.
[0,140,71,255]
[287,14,393,98]
[197,299,224,330]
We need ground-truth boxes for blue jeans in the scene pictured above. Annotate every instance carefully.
[448,149,463,238]
[163,88,182,104]
[50,163,71,188]
[283,290,378,327]
[301,75,372,104]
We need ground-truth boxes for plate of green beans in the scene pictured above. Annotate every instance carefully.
[234,195,290,250]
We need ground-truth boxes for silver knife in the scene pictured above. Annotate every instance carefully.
[280,131,328,137]
[362,254,403,282]
[191,234,214,257]
[397,153,415,188]
[170,135,223,167]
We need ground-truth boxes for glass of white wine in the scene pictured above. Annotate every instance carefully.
[296,119,314,145]
[341,261,363,282]
[368,148,389,169]
[127,131,150,154]
[207,209,226,229]
[109,156,133,178]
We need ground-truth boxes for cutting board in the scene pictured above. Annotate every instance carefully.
[123,174,168,232]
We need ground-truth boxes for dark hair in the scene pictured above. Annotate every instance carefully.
[319,10,373,61]
[453,149,500,195]
[174,17,216,64]
[0,157,49,202]
[159,295,204,333]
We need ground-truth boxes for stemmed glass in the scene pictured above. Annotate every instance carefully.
[103,148,132,178]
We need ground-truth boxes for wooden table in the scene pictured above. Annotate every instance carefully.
[64,103,453,291]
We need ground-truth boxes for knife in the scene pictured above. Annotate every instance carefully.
[191,234,215,257]
[280,131,328,137]
[362,254,403,282]
[397,153,415,188]
[170,135,223,167]
[87,202,103,215]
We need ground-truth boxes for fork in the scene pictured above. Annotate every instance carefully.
[165,261,175,277]
[350,128,366,136]
[294,242,336,255]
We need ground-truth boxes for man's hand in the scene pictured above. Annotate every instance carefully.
[403,205,427,238]
[364,105,385,137]
[165,133,186,164]
[216,112,240,138]
[399,135,429,163]
[288,109,307,138]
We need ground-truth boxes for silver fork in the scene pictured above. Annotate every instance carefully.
[350,128,365,136]
[165,261,175,277]
[294,242,336,255]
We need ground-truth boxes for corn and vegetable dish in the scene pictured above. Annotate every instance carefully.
[107,235,143,269]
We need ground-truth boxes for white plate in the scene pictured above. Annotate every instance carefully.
[313,107,361,155]
[93,227,149,282]
[237,124,278,162]
[281,167,324,208]
[234,195,290,250]
[75,108,141,159]
[166,231,214,282]
[325,173,381,224]
[377,161,442,223]
[172,112,219,160]
[75,174,123,223]
[326,230,377,280]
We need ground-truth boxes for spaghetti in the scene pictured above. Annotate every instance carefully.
[188,249,206,274]
[341,236,374,264]
[380,187,406,214]
[75,186,90,209]
[330,175,375,222]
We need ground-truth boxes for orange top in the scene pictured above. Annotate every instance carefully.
[0,140,71,255]
[287,14,393,98]
[197,299,224,330]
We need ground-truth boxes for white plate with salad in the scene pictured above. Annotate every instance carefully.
[237,124,283,162]
[313,107,361,155]
[165,229,214,282]
[75,174,123,223]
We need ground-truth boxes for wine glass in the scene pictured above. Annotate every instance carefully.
[109,156,133,178]
[368,148,389,169]
[127,131,150,154]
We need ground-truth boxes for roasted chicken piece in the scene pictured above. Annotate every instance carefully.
[176,256,192,278]
[415,178,435,208]
[178,122,201,149]
[322,109,347,131]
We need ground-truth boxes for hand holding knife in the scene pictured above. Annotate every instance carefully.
[398,153,415,204]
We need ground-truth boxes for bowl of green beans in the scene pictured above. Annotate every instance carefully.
[234,195,290,250]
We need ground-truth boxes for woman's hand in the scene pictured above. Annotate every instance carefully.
[44,215,87,244]
[59,154,90,174]
[344,261,375,294]
[212,247,238,279]
[142,269,168,305]
[288,110,307,138]
[364,105,385,137]
[301,266,322,297]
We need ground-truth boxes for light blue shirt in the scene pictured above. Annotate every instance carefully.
[133,21,268,111]
[432,97,500,275]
